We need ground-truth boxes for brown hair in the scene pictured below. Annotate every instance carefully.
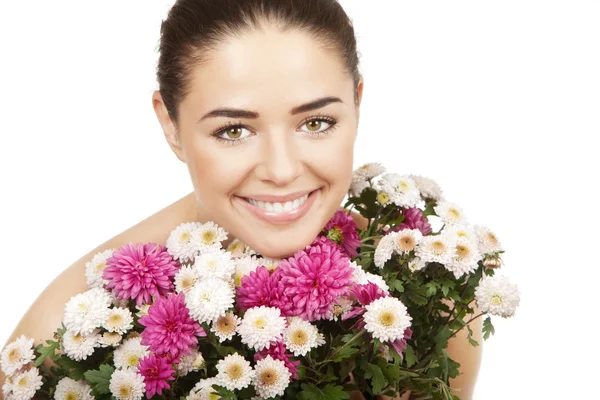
[155,0,362,127]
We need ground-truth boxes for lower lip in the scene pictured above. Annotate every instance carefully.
[236,189,320,225]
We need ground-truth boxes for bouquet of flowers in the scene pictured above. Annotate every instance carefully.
[1,163,520,400]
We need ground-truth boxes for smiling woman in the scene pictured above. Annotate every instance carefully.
[0,0,482,399]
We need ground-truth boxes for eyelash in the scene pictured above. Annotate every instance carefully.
[210,113,339,146]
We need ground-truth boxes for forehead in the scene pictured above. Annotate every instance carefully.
[182,26,353,117]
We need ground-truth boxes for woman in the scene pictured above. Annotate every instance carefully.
[0,0,482,398]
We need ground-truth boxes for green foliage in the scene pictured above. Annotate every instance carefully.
[84,364,114,397]
[297,383,350,400]
[483,316,496,340]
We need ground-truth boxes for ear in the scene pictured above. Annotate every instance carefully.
[152,90,186,163]
[355,75,364,119]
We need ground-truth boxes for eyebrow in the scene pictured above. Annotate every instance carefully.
[197,96,343,123]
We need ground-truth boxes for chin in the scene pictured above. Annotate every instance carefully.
[248,229,320,259]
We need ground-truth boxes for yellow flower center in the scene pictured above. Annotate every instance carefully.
[487,232,499,244]
[182,277,195,289]
[290,329,308,346]
[491,294,503,305]
[448,208,460,219]
[226,363,244,379]
[202,231,216,244]
[119,386,131,397]
[180,232,191,243]
[397,236,415,251]
[95,262,106,271]
[432,241,446,254]
[378,311,396,327]
[65,392,78,400]
[8,349,20,362]
[259,368,278,385]
[397,181,409,192]
[253,318,267,329]
[127,355,139,366]
[109,314,123,325]
[456,244,470,259]
[377,192,390,204]
[216,316,236,335]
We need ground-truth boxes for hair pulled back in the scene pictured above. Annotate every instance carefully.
[156,0,361,126]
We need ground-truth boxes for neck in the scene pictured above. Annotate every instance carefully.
[189,191,236,250]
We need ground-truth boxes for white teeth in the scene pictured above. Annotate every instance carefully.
[246,193,310,214]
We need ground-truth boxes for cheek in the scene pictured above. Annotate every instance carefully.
[185,140,250,204]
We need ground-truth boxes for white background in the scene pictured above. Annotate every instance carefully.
[1,1,598,398]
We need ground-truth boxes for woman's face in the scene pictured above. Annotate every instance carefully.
[153,25,363,258]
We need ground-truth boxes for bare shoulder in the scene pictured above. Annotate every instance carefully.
[0,192,197,385]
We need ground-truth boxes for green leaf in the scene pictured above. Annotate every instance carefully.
[360,361,388,394]
[425,282,438,297]
[297,383,350,400]
[331,345,359,362]
[483,316,495,340]
[34,339,60,367]
[390,279,405,293]
[403,345,417,368]
[84,364,115,396]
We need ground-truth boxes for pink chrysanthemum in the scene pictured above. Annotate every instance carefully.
[138,354,176,398]
[278,239,353,321]
[139,292,206,363]
[390,327,413,359]
[254,340,300,380]
[324,210,362,258]
[236,266,291,314]
[394,207,432,236]
[103,243,179,307]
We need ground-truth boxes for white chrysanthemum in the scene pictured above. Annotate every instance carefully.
[445,237,482,279]
[354,162,386,180]
[135,303,152,319]
[1,335,35,377]
[175,265,200,294]
[85,249,115,289]
[113,337,150,370]
[109,368,145,400]
[253,355,291,399]
[394,229,423,254]
[362,272,390,294]
[8,367,43,400]
[2,375,13,398]
[102,307,134,335]
[191,221,228,253]
[283,317,325,356]
[215,353,254,391]
[260,257,283,272]
[377,173,421,208]
[409,175,444,201]
[348,261,368,283]
[233,256,261,286]
[62,329,100,362]
[434,201,467,226]
[210,312,241,342]
[475,275,520,318]
[474,225,503,255]
[99,332,122,348]
[185,278,235,324]
[63,287,112,336]
[349,176,370,197]
[415,234,457,265]
[227,238,255,258]
[238,306,287,351]
[374,233,398,268]
[407,256,427,272]
[194,250,235,280]
[166,221,203,263]
[175,349,202,377]
[364,297,412,342]
[443,223,478,244]
[192,352,206,371]
[54,376,94,400]
[186,378,219,400]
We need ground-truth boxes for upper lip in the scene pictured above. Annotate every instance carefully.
[239,189,316,203]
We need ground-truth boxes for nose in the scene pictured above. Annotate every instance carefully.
[255,130,303,187]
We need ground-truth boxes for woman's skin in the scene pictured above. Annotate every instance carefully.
[1,24,482,398]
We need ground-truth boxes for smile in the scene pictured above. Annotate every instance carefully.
[245,194,309,214]
[235,189,320,225]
